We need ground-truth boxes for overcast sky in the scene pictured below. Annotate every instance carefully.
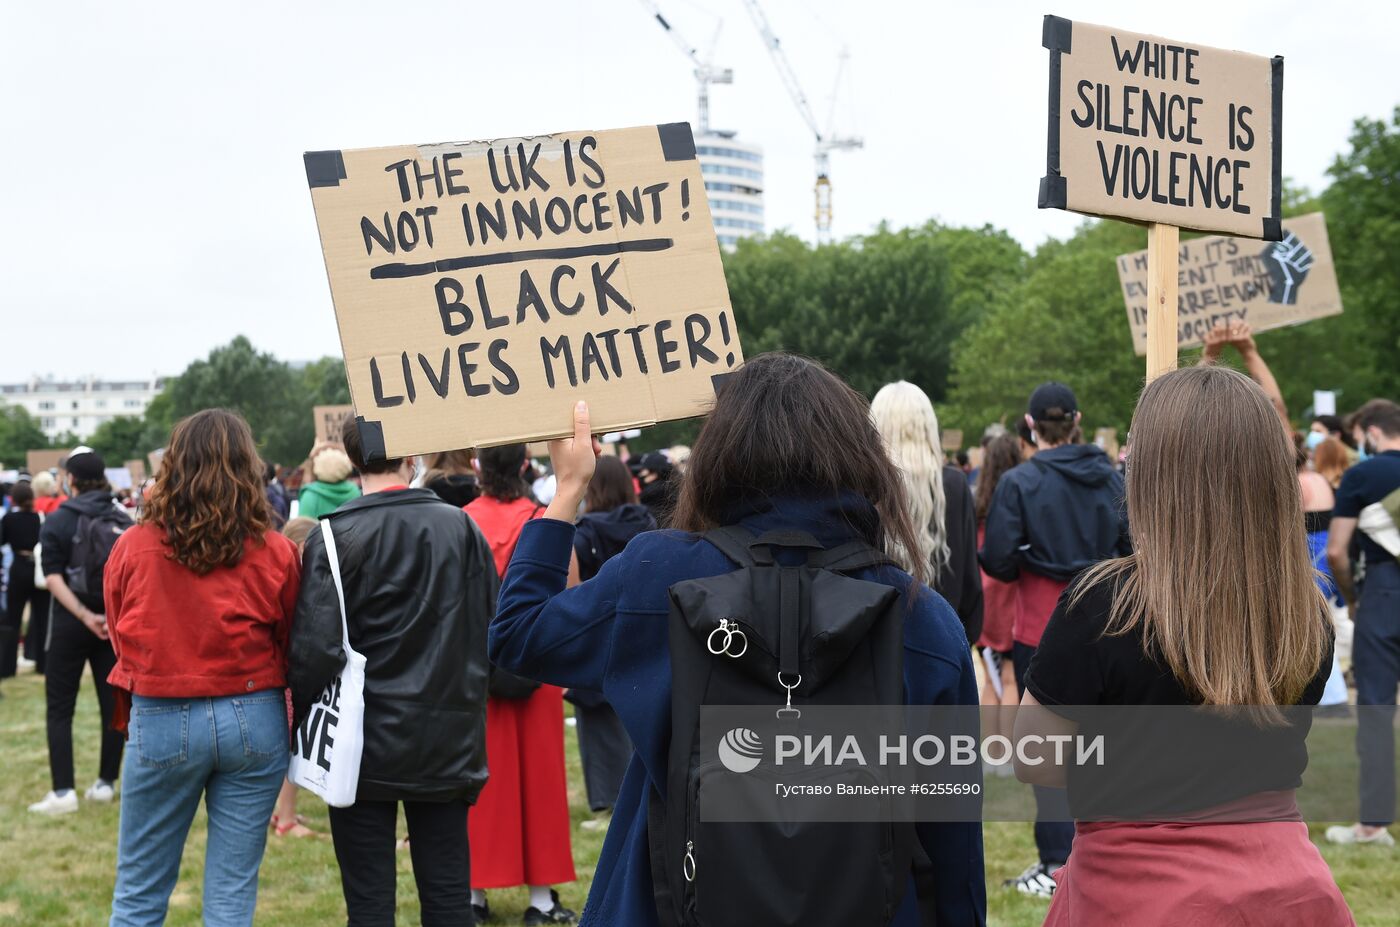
[3,0,1395,380]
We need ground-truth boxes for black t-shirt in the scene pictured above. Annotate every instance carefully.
[1,509,42,554]
[1334,449,1400,566]
[1024,576,1331,820]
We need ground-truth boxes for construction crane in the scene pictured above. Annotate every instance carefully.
[741,0,862,237]
[641,1,733,135]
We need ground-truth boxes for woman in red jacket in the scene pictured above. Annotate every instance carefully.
[465,444,577,925]
[105,409,301,926]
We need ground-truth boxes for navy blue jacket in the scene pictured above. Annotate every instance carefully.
[491,494,987,927]
[979,444,1130,583]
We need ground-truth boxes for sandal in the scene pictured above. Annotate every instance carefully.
[271,813,319,838]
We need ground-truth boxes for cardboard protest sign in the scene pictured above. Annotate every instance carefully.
[1313,391,1337,417]
[26,449,65,475]
[1039,15,1282,239]
[940,429,964,452]
[314,405,356,446]
[106,468,134,491]
[1094,427,1120,462]
[304,123,742,461]
[125,459,147,484]
[1116,212,1341,353]
[147,448,165,477]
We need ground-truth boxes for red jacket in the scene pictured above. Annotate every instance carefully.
[465,496,543,577]
[105,523,302,702]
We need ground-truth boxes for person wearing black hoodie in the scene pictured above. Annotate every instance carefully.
[566,456,656,814]
[980,382,1130,899]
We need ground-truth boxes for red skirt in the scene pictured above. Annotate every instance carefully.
[469,685,577,889]
[978,571,1018,653]
[1046,819,1355,927]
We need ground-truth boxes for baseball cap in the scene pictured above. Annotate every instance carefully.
[1028,382,1079,422]
[65,448,107,481]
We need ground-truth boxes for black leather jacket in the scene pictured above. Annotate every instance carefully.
[288,488,496,803]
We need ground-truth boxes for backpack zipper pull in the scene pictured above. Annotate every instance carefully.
[705,619,748,659]
[683,840,696,882]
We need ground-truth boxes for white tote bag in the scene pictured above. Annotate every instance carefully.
[289,519,367,807]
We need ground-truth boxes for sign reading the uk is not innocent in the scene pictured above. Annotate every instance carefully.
[304,123,742,461]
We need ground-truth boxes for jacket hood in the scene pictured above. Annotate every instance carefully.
[577,503,656,548]
[1031,444,1116,488]
[61,489,118,516]
[303,479,361,505]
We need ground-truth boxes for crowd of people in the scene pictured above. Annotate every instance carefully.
[0,325,1392,926]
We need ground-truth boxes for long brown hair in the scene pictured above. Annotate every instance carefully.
[142,409,272,575]
[585,455,638,513]
[671,353,930,586]
[974,433,1023,524]
[1073,366,1329,718]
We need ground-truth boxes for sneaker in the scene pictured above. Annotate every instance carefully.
[1004,860,1060,899]
[28,790,79,815]
[524,890,577,925]
[85,780,115,803]
[1325,824,1396,847]
[580,813,611,832]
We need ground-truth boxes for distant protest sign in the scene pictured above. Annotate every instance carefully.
[125,459,147,484]
[1116,212,1341,353]
[314,405,355,445]
[1039,15,1283,240]
[304,123,741,461]
[27,449,65,475]
[940,429,964,452]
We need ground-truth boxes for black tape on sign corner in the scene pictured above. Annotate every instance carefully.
[1270,55,1284,226]
[354,417,387,463]
[1042,14,1072,52]
[711,371,735,396]
[304,150,347,188]
[1038,174,1067,210]
[657,123,696,161]
[1262,217,1283,242]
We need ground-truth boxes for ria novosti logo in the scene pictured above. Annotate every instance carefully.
[718,728,764,773]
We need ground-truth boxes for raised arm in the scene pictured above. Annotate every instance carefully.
[1201,322,1289,431]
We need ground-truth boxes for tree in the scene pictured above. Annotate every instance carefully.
[161,336,308,465]
[942,218,1147,437]
[87,416,150,464]
[0,405,50,470]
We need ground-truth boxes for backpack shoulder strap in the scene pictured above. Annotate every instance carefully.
[810,539,896,574]
[701,526,759,567]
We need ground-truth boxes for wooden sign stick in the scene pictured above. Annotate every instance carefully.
[1145,222,1179,380]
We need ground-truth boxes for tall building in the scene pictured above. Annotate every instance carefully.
[696,133,765,248]
[0,376,166,442]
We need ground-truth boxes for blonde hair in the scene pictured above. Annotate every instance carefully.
[870,381,950,583]
[31,471,57,496]
[311,448,353,484]
[281,516,317,549]
[1074,366,1330,720]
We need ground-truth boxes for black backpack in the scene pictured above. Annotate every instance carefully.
[67,504,134,612]
[649,526,934,927]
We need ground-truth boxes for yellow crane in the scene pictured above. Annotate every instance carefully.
[741,0,862,238]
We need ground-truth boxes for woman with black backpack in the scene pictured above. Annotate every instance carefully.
[489,354,986,927]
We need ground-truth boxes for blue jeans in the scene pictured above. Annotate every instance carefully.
[110,691,290,927]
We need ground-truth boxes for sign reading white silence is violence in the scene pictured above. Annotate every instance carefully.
[1039,15,1284,240]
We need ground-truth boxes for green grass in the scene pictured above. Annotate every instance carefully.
[0,669,1391,925]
